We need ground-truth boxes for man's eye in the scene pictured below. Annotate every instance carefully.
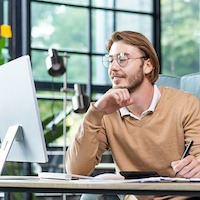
[119,56,127,62]
[108,57,113,63]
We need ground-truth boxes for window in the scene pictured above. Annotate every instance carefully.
[161,0,200,76]
[0,0,159,148]
[0,0,159,150]
[30,0,158,97]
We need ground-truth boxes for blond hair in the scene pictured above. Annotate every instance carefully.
[106,31,160,84]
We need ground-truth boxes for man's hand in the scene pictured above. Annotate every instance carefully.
[94,88,134,114]
[171,155,200,178]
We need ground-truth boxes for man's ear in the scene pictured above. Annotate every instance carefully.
[143,59,153,75]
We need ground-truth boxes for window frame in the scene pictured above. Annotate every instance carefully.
[8,0,161,101]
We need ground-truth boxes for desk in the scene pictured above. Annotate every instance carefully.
[0,176,200,197]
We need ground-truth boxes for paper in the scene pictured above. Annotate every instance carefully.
[38,172,93,180]
[38,172,200,183]
[70,177,162,184]
[160,177,190,182]
[70,177,194,184]
[187,178,200,182]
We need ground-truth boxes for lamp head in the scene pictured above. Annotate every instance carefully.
[72,84,89,113]
[46,49,66,77]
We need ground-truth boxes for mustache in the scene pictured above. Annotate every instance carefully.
[110,72,126,79]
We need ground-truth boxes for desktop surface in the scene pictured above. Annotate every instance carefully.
[0,176,200,197]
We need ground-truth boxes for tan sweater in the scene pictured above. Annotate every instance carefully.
[66,86,200,199]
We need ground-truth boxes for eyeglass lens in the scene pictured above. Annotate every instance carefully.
[102,53,128,68]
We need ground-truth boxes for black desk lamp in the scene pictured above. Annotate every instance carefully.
[45,48,89,174]
[46,48,66,77]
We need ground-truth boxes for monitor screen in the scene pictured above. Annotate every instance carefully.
[0,55,48,175]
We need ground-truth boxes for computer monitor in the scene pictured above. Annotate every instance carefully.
[0,55,48,175]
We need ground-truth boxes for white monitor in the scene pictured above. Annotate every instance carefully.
[0,55,48,175]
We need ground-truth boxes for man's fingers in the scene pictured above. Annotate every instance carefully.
[171,155,200,177]
[112,89,132,107]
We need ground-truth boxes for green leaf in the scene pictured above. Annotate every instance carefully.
[0,38,6,65]
[0,38,6,48]
[0,51,4,65]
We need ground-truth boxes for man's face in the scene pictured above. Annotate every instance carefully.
[108,41,146,92]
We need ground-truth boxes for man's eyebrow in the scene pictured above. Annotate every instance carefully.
[109,52,127,56]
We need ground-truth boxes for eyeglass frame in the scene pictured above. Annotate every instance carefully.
[102,52,148,68]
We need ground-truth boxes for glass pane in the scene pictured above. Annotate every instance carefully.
[92,55,112,85]
[31,50,88,84]
[31,50,52,82]
[92,0,153,12]
[116,0,153,12]
[38,97,63,121]
[116,13,153,43]
[37,97,82,146]
[67,53,89,84]
[1,0,10,64]
[2,0,9,24]
[92,10,114,53]
[91,0,114,9]
[31,2,89,52]
[37,0,89,6]
[161,0,200,76]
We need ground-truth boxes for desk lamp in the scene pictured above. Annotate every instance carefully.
[46,48,66,77]
[45,48,89,172]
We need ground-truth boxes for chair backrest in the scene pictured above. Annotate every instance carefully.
[180,72,200,99]
[156,74,181,89]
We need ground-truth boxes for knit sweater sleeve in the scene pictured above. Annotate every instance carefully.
[66,102,109,175]
[182,94,200,160]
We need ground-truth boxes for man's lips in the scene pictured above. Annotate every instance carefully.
[111,73,124,79]
[112,76,123,82]
[111,74,126,84]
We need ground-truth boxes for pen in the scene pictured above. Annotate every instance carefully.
[174,140,193,177]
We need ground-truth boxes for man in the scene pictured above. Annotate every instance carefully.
[66,31,200,199]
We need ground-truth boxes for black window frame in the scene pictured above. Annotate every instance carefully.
[8,0,161,101]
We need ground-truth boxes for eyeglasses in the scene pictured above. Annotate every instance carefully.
[102,52,147,68]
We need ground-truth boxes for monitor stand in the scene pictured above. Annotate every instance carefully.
[0,125,23,175]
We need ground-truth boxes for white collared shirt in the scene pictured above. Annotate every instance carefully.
[120,85,161,120]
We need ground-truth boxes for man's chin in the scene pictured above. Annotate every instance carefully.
[112,84,127,89]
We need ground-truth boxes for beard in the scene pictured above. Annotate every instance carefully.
[112,63,144,93]
[127,67,144,93]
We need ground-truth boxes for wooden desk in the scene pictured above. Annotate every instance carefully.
[0,176,200,197]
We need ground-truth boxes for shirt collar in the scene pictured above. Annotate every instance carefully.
[120,85,161,120]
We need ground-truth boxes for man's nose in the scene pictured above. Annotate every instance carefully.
[110,59,121,70]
